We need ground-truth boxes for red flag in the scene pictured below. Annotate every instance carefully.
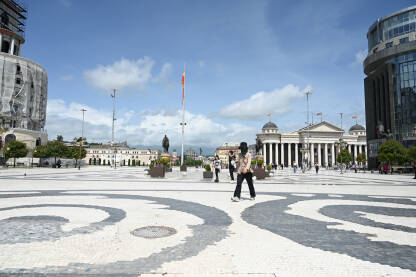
[316,112,322,116]
[352,115,358,119]
[181,70,185,106]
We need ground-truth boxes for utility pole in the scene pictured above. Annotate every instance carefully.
[79,108,86,170]
[306,90,312,166]
[111,89,117,169]
[339,112,344,131]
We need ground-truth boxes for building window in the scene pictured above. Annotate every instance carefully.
[399,37,409,44]
[15,78,21,85]
[385,42,393,48]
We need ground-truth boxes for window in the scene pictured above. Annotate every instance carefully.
[400,37,409,44]
[15,78,21,84]
[386,42,393,48]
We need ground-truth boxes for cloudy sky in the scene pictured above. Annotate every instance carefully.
[23,0,415,152]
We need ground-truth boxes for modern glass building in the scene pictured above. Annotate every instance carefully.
[364,6,416,169]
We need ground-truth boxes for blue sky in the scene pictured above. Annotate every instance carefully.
[22,0,416,151]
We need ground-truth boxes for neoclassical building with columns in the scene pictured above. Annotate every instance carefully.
[256,121,367,167]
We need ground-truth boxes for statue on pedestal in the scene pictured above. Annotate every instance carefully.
[162,135,169,153]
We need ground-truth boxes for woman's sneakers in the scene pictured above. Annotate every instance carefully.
[231,196,240,202]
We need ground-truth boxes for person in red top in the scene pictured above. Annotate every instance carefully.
[384,163,389,174]
[413,160,416,179]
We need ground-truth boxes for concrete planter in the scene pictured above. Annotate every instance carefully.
[150,166,165,178]
[253,168,266,180]
[203,171,213,179]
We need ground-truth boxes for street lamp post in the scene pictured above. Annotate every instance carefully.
[111,89,117,169]
[79,108,86,170]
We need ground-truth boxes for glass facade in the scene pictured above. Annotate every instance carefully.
[391,53,416,144]
[368,9,416,50]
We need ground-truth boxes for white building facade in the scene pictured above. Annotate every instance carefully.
[257,121,367,167]
[84,146,161,166]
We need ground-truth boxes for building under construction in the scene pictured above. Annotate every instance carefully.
[0,0,48,150]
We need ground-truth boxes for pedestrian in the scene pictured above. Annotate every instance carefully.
[413,160,416,179]
[231,142,256,202]
[384,163,389,174]
[228,151,236,183]
[213,155,221,182]
[315,162,319,174]
[354,163,358,173]
[293,161,297,173]
[281,163,284,170]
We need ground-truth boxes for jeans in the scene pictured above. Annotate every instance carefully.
[229,167,234,181]
[215,168,220,181]
[233,172,255,198]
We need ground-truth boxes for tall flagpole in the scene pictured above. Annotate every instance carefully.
[180,65,186,166]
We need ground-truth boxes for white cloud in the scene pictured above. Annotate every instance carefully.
[218,84,308,120]
[60,74,73,81]
[84,57,154,91]
[45,99,256,148]
[351,49,367,67]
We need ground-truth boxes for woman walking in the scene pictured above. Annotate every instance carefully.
[231,142,256,202]
[213,155,221,182]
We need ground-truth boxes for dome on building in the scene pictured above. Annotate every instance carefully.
[349,124,365,132]
[262,121,278,129]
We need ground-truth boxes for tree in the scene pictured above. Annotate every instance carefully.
[56,135,64,142]
[132,159,136,166]
[378,139,407,167]
[46,141,68,166]
[356,152,367,165]
[69,146,86,167]
[33,145,49,167]
[3,140,28,167]
[408,146,416,161]
[337,148,352,165]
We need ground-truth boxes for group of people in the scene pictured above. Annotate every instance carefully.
[212,142,256,202]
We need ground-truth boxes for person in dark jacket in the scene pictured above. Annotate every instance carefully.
[228,151,235,183]
[231,142,256,202]
[213,155,221,182]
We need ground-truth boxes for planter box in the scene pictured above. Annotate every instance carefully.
[253,168,266,180]
[203,171,213,179]
[150,166,165,178]
[166,167,172,172]
[180,165,187,172]
[265,171,273,177]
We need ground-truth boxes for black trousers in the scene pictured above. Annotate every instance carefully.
[229,167,234,181]
[414,167,416,178]
[215,168,220,181]
[233,172,255,198]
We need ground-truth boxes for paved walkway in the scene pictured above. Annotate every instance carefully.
[0,166,415,276]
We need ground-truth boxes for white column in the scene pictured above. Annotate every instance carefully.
[0,34,2,51]
[331,143,335,166]
[275,143,279,165]
[354,144,357,162]
[317,143,322,166]
[269,143,272,165]
[263,143,266,161]
[295,143,299,165]
[310,143,314,165]
[324,143,328,167]
[280,143,284,166]
[358,145,362,154]
[9,38,15,55]
[288,143,292,167]
[348,145,351,153]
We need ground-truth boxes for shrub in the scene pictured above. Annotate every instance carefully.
[205,164,211,171]
[256,159,264,165]
[266,165,272,171]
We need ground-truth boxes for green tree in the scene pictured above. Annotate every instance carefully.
[337,148,352,165]
[4,140,28,167]
[56,135,64,142]
[356,152,367,165]
[378,139,407,167]
[33,145,49,167]
[128,159,131,166]
[408,146,416,161]
[69,146,86,167]
[46,141,68,166]
[132,159,136,166]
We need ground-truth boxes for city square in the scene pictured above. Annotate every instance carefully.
[0,167,415,276]
[0,0,416,276]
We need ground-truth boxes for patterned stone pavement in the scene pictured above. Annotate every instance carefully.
[0,166,415,276]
